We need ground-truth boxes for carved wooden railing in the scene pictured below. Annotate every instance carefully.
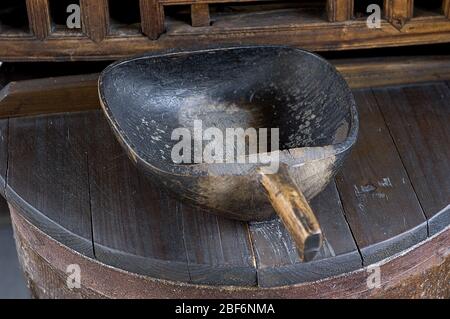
[0,0,449,61]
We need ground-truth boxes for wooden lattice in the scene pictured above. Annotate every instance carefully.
[0,0,449,61]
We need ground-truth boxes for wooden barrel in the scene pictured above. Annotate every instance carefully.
[2,81,449,298]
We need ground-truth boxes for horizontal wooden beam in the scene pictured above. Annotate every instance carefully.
[2,56,450,119]
[0,74,99,118]
[1,14,450,61]
[384,0,414,29]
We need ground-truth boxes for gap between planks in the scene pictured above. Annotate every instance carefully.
[85,150,97,259]
[180,201,194,283]
[3,118,10,196]
[370,83,450,235]
[369,88,429,237]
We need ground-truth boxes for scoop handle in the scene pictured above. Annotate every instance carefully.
[259,167,323,262]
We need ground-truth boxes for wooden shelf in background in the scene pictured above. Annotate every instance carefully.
[0,1,448,61]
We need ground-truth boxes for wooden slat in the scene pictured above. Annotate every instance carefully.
[86,111,190,282]
[250,182,361,287]
[2,13,450,60]
[191,4,210,27]
[140,0,165,40]
[87,111,256,285]
[384,0,414,29]
[444,0,450,18]
[336,89,427,265]
[80,0,109,42]
[327,0,354,22]
[11,205,450,298]
[181,204,256,285]
[2,56,450,120]
[5,112,94,257]
[0,74,99,119]
[334,56,450,89]
[3,88,449,289]
[26,0,52,40]
[372,83,450,235]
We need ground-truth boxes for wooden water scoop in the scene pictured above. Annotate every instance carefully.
[99,46,359,261]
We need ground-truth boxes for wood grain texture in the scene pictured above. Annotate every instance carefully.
[259,168,322,262]
[140,0,165,40]
[0,74,99,118]
[11,208,102,299]
[250,182,361,287]
[384,0,413,29]
[327,0,354,22]
[3,55,450,120]
[2,84,450,288]
[87,111,256,285]
[444,0,450,19]
[2,6,450,61]
[334,56,450,89]
[373,83,450,235]
[0,76,9,196]
[5,112,94,257]
[0,119,8,196]
[191,4,210,27]
[181,203,256,285]
[336,89,427,265]
[80,0,109,42]
[86,111,190,282]
[12,205,450,298]
[26,0,52,40]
